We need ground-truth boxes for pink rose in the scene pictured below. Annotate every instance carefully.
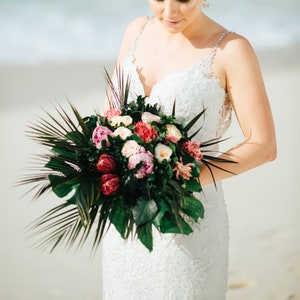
[104,108,121,120]
[128,151,154,179]
[134,121,158,143]
[165,124,182,143]
[141,112,161,124]
[92,125,113,149]
[182,140,203,161]
[101,174,120,196]
[96,153,116,173]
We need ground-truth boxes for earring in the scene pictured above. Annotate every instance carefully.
[202,0,210,8]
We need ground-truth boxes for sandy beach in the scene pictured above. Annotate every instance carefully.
[0,45,299,300]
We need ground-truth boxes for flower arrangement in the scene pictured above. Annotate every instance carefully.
[19,70,233,252]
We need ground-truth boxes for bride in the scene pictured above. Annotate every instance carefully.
[102,0,277,299]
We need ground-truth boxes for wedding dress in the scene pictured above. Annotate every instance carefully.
[102,17,233,300]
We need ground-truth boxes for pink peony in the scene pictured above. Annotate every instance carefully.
[128,151,154,179]
[96,153,116,173]
[92,125,113,149]
[101,173,120,196]
[104,108,121,120]
[134,121,158,143]
[182,140,203,161]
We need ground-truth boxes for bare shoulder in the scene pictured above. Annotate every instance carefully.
[125,16,149,35]
[117,16,149,63]
[122,16,149,48]
[220,33,260,69]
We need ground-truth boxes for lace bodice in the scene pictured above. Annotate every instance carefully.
[102,17,232,300]
[121,19,232,146]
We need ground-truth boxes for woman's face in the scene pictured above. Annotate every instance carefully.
[148,0,202,34]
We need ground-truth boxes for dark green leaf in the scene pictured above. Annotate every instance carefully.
[109,205,129,239]
[182,195,204,220]
[48,175,74,198]
[159,213,193,235]
[184,178,202,193]
[132,197,158,226]
[136,223,153,252]
[152,200,169,228]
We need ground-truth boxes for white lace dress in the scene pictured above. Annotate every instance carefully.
[102,19,233,300]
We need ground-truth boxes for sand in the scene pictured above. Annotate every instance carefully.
[0,46,299,299]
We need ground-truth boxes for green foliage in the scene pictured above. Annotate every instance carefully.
[132,197,158,226]
[19,72,236,254]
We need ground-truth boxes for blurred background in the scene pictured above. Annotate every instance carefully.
[0,0,299,299]
[0,0,299,64]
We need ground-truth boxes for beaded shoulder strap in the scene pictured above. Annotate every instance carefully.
[129,16,152,58]
[211,31,233,59]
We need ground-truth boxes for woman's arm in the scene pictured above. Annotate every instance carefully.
[200,35,277,185]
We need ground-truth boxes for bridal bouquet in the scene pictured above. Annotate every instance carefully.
[20,70,233,252]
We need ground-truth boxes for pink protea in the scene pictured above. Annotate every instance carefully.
[182,140,203,161]
[128,151,154,179]
[92,125,113,149]
[173,157,194,180]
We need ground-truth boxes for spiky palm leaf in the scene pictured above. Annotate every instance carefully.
[18,102,104,253]
[104,66,131,109]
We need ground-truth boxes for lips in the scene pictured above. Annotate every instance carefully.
[164,19,182,26]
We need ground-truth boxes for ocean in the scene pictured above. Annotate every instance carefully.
[1,0,299,64]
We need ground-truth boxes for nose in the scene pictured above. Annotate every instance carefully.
[163,0,179,18]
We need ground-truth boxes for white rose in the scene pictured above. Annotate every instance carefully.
[113,126,132,140]
[110,115,133,127]
[121,140,145,158]
[165,124,183,142]
[154,143,173,163]
[141,112,161,124]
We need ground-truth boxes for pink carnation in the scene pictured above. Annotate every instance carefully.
[128,151,154,179]
[92,125,113,149]
[104,108,121,120]
[182,140,203,161]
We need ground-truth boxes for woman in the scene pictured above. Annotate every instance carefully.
[102,0,277,299]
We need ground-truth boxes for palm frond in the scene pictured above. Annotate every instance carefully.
[104,66,131,109]
[172,100,176,117]
[201,137,231,148]
[184,108,206,133]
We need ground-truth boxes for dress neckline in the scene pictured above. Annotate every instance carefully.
[126,50,216,98]
[125,16,232,97]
